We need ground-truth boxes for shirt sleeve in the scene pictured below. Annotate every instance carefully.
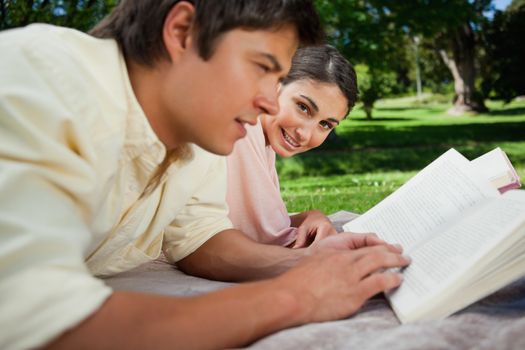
[225,123,296,246]
[0,27,112,349]
[162,151,234,262]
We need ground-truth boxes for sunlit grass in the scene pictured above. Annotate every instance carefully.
[281,171,414,213]
[278,97,525,214]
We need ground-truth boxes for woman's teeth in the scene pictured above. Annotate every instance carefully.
[282,129,299,147]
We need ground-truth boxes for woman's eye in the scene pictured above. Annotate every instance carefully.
[297,102,310,115]
[319,120,333,130]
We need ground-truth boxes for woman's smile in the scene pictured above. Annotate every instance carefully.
[281,128,300,149]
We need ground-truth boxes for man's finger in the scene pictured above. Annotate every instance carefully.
[355,251,411,278]
[355,272,404,301]
[349,233,386,248]
[338,233,403,252]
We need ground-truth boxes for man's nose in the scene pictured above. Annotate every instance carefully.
[254,82,279,116]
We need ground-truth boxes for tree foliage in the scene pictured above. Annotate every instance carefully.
[315,0,411,118]
[2,0,521,113]
[370,0,492,114]
[0,0,117,32]
[481,0,525,102]
[316,0,495,116]
[355,64,397,119]
[316,1,476,116]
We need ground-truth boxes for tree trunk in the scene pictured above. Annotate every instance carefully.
[439,23,488,115]
[363,103,373,119]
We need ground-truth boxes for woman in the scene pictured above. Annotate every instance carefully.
[226,44,358,248]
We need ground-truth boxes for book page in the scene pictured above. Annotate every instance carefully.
[470,147,521,193]
[343,149,500,250]
[389,190,525,321]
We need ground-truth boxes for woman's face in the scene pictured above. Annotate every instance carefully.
[261,79,348,157]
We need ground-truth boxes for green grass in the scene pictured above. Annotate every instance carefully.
[278,97,525,214]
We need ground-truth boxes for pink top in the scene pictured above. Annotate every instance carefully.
[226,120,297,246]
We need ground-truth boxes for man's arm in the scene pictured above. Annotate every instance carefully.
[177,229,304,281]
[47,284,300,349]
[48,245,409,349]
[177,228,404,282]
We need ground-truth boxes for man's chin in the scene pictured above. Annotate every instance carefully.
[198,140,236,156]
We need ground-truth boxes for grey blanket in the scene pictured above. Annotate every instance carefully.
[103,211,525,349]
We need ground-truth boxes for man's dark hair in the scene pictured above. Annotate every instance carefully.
[90,0,324,66]
[281,45,358,115]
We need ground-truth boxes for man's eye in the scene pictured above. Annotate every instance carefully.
[257,63,271,73]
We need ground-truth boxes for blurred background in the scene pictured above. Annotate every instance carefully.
[2,0,524,213]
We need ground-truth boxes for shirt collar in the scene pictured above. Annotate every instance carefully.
[118,53,166,165]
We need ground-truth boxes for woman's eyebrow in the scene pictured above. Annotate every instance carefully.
[298,94,340,125]
[299,94,319,113]
[327,118,340,125]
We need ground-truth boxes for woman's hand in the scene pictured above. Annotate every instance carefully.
[291,210,338,248]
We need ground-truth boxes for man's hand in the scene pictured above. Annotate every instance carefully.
[307,232,399,255]
[274,244,410,324]
[291,210,338,248]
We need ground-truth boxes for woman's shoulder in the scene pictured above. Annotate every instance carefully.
[232,119,267,154]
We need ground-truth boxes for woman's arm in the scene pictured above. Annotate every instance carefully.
[290,210,338,248]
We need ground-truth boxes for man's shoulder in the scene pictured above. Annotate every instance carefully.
[2,24,120,75]
[2,24,100,52]
[0,24,129,155]
[4,23,80,39]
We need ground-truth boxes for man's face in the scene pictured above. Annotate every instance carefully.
[160,26,298,155]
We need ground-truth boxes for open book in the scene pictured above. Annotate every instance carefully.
[470,147,521,193]
[342,148,524,323]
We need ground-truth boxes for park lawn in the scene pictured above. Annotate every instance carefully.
[279,97,525,214]
[281,170,414,214]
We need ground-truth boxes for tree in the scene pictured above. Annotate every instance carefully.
[481,0,525,102]
[413,37,453,95]
[315,0,493,117]
[315,0,410,119]
[1,0,117,32]
[368,0,491,115]
[355,64,397,119]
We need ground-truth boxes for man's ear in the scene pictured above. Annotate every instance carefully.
[163,2,195,61]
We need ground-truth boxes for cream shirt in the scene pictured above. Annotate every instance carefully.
[0,24,232,349]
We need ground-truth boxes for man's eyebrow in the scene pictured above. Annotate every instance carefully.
[260,53,283,72]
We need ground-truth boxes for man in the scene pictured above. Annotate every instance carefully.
[0,0,410,349]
